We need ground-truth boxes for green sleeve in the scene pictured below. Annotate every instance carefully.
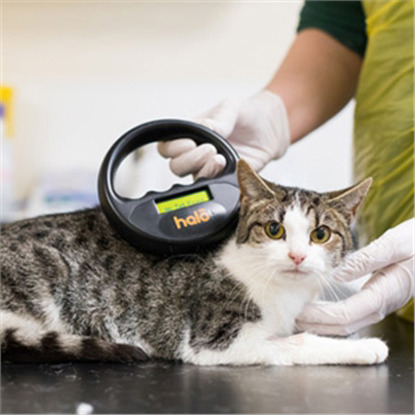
[297,0,367,57]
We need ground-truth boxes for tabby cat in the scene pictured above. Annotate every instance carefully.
[1,160,388,365]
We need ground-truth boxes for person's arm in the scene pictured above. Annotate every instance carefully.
[159,1,367,177]
[266,28,363,143]
[159,31,363,178]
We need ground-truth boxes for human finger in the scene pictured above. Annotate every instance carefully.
[298,259,414,333]
[195,154,226,179]
[169,143,217,177]
[296,311,383,336]
[194,98,241,139]
[297,288,381,327]
[334,218,414,282]
[157,139,196,159]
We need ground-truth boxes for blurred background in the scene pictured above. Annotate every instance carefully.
[2,1,354,221]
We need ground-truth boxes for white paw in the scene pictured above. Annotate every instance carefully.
[350,338,389,365]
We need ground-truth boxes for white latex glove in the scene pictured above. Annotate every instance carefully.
[157,91,290,178]
[296,218,415,336]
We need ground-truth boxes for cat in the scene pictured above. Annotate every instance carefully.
[0,160,388,365]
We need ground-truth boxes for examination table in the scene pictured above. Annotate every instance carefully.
[2,314,413,414]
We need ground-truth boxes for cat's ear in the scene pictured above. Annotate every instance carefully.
[237,159,274,203]
[326,178,372,221]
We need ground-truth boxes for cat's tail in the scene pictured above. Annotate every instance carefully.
[1,311,148,363]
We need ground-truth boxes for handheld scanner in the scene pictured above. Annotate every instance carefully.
[98,119,240,255]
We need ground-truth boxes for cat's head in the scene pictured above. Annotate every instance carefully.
[236,160,371,282]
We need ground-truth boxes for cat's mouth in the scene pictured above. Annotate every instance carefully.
[282,268,309,278]
[284,268,308,275]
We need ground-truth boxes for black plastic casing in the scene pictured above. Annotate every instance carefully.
[98,119,240,256]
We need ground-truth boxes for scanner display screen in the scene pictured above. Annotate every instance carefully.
[156,189,211,214]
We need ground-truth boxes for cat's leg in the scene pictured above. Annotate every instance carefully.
[179,323,388,366]
[1,310,148,363]
[272,332,388,365]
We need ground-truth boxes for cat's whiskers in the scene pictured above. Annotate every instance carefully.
[222,279,248,314]
[242,292,254,323]
[216,256,272,322]
[244,264,280,323]
[257,265,277,304]
[240,265,269,321]
[226,261,275,322]
[314,270,342,303]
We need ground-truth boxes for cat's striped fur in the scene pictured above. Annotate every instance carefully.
[0,160,388,365]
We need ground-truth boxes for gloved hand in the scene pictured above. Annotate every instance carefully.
[157,91,291,178]
[296,218,415,336]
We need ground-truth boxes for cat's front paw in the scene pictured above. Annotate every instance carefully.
[271,332,389,366]
[350,338,388,365]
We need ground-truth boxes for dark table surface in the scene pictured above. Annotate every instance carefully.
[2,315,413,414]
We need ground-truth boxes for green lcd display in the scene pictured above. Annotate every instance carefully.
[156,189,211,214]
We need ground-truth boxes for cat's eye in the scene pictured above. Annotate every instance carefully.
[310,226,331,244]
[265,221,285,240]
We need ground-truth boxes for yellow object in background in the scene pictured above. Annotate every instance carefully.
[0,87,14,138]
[0,86,16,222]
[397,301,414,323]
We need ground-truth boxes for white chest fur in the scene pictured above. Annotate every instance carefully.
[217,238,320,336]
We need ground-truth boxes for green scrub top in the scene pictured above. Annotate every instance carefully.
[298,0,414,322]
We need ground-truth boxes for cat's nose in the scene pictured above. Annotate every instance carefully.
[288,252,306,265]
